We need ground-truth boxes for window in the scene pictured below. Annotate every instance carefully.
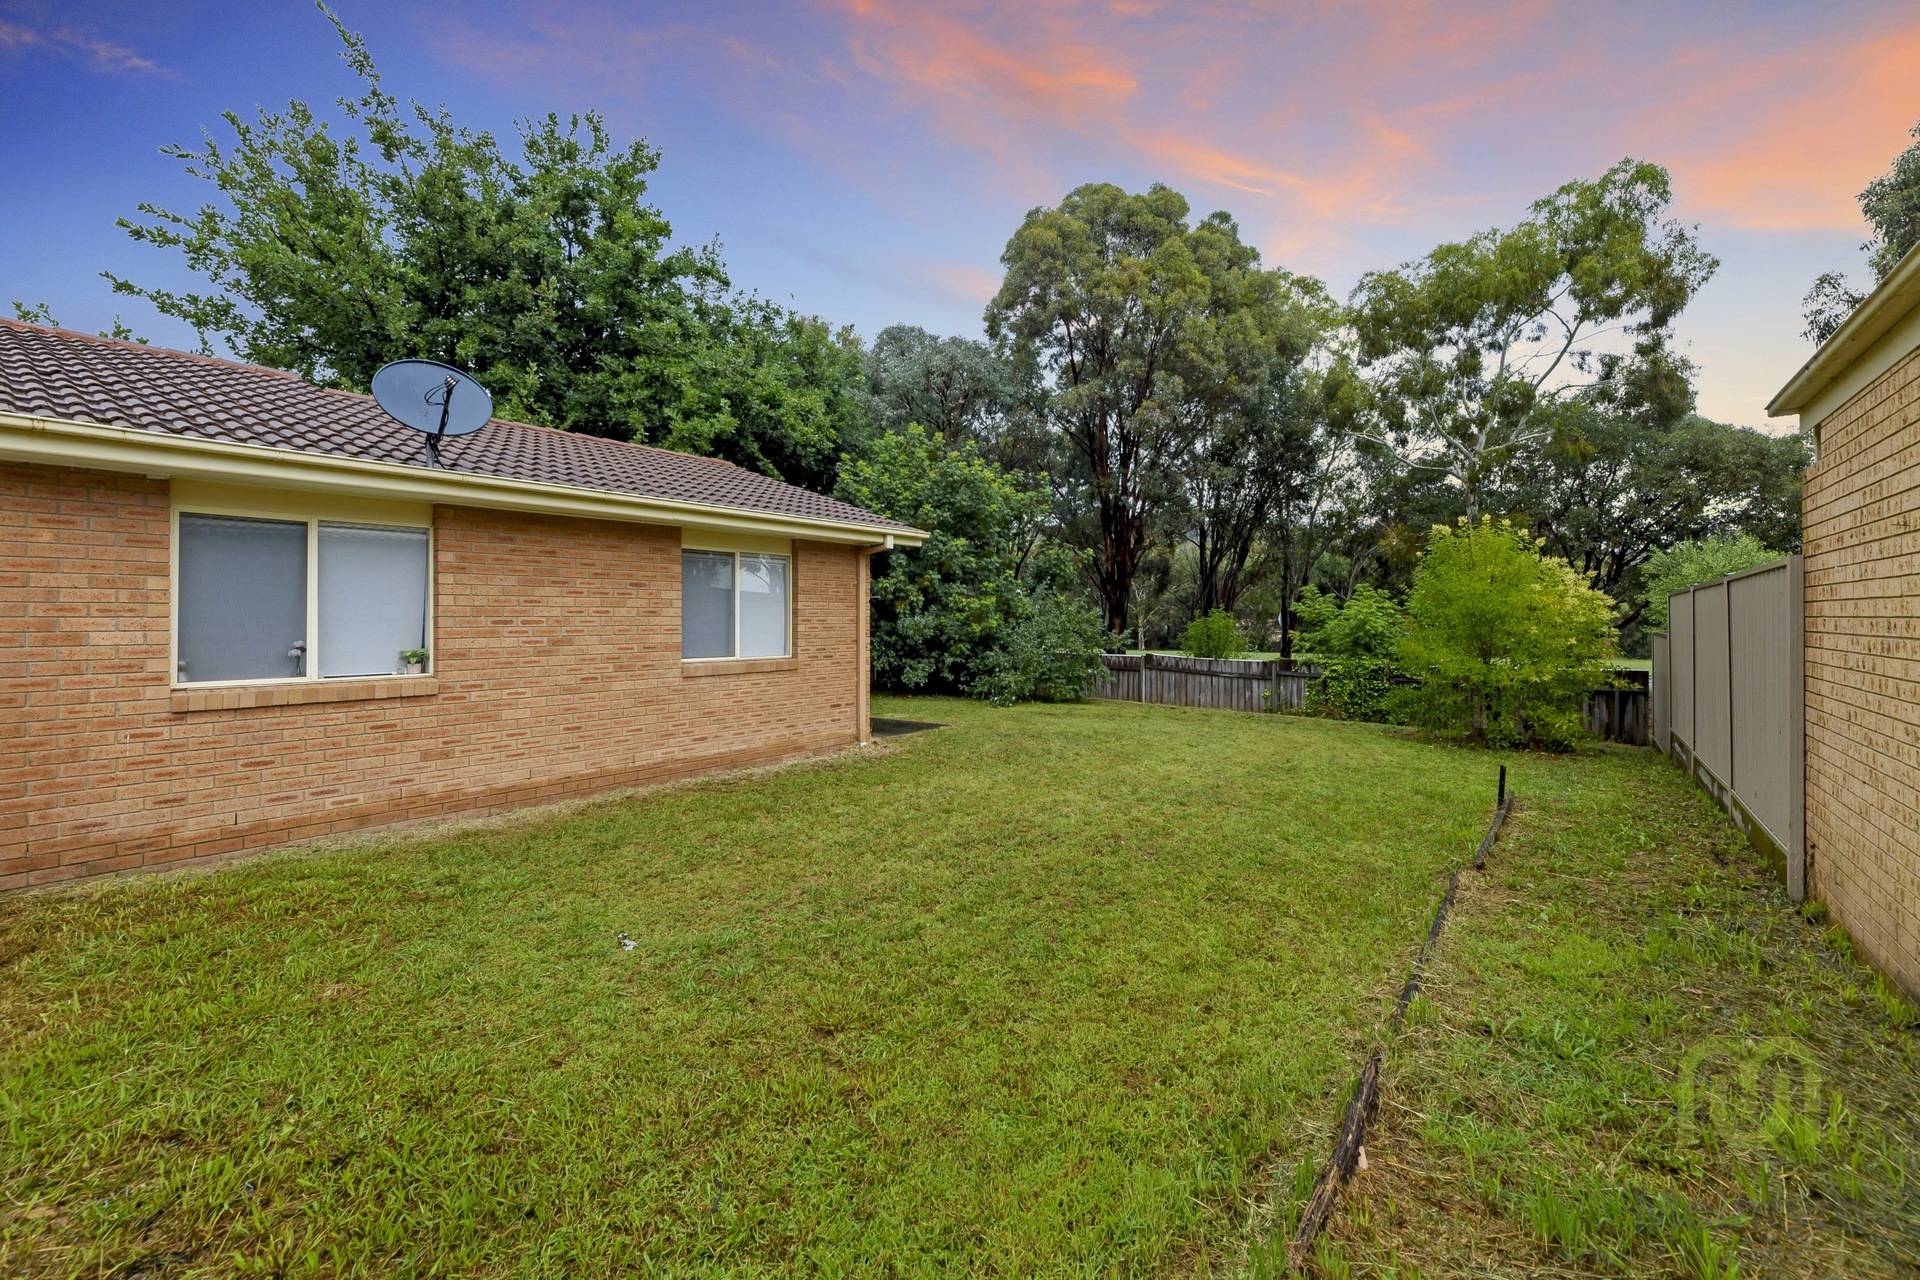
[682,549,791,659]
[175,511,430,685]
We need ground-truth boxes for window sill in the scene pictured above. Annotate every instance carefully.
[170,676,439,713]
[681,657,799,678]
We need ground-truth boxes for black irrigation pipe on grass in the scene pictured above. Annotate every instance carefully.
[1286,772,1515,1274]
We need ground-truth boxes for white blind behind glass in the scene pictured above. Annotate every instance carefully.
[318,523,429,677]
[738,554,790,658]
[682,550,735,658]
[177,514,308,683]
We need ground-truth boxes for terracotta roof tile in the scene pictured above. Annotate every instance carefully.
[0,319,915,535]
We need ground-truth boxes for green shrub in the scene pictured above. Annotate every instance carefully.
[1641,535,1778,631]
[1179,610,1248,659]
[1307,658,1400,721]
[1396,517,1618,749]
[1293,584,1404,660]
[1294,585,1407,721]
[969,590,1111,707]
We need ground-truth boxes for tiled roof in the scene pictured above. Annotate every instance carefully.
[0,319,916,534]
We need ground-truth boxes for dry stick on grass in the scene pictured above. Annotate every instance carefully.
[1286,785,1514,1274]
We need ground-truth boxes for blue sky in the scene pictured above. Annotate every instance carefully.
[3,0,1915,428]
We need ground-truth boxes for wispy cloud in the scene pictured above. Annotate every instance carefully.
[0,18,170,76]
[1653,24,1920,231]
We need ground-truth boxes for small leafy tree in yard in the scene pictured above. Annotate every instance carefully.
[835,426,1106,704]
[1180,610,1248,659]
[970,590,1111,706]
[835,426,1042,693]
[1397,518,1618,749]
[1640,535,1778,631]
[1293,584,1405,721]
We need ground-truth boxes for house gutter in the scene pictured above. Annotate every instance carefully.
[0,410,927,548]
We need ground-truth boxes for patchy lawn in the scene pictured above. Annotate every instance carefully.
[1322,749,1920,1279]
[4,698,1912,1277]
[2,696,1494,1276]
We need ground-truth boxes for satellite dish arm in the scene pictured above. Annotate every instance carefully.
[427,375,456,468]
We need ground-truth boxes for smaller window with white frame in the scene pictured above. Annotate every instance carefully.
[682,548,791,659]
[174,510,431,685]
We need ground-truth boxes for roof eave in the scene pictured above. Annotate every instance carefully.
[0,411,928,548]
[1768,241,1920,420]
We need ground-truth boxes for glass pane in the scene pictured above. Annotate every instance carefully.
[177,514,308,683]
[319,523,430,677]
[738,554,790,658]
[682,550,735,658]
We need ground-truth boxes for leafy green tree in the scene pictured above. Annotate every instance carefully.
[1292,584,1404,662]
[1639,535,1778,632]
[969,591,1109,706]
[862,324,1017,448]
[1179,610,1249,659]
[1804,116,1920,342]
[1292,584,1405,721]
[11,300,148,344]
[106,6,866,489]
[1498,363,1809,637]
[1350,160,1716,519]
[988,183,1287,633]
[1175,265,1341,619]
[1396,517,1618,749]
[834,426,1083,699]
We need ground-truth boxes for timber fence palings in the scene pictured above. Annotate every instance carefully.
[1286,778,1514,1274]
[1091,654,1650,744]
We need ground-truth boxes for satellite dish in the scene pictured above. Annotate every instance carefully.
[370,360,494,469]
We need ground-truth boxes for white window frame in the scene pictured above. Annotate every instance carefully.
[170,503,434,688]
[681,548,793,661]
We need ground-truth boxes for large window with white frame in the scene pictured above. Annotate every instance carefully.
[682,549,791,659]
[174,511,431,684]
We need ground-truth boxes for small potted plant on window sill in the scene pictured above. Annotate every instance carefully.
[400,648,429,676]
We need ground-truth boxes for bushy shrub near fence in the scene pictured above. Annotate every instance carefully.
[1293,585,1405,722]
[972,591,1113,706]
[1395,517,1617,749]
[1180,610,1249,659]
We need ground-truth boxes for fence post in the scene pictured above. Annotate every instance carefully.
[1689,584,1699,772]
[1726,576,1737,792]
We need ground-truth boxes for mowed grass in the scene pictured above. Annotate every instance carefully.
[1323,748,1920,1278]
[2,696,1502,1277]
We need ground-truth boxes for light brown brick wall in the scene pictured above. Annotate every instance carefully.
[1802,344,1920,997]
[1,463,866,889]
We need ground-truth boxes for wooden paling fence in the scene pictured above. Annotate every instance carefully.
[1090,654,1314,713]
[1091,653,1650,745]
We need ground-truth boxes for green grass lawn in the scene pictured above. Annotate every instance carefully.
[1324,749,1920,1278]
[2,696,1497,1277]
[3,698,1911,1277]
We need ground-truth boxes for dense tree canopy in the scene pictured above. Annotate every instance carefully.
[861,325,1017,448]
[987,183,1338,634]
[107,7,864,491]
[1498,383,1807,638]
[1639,535,1781,632]
[1350,160,1717,519]
[833,426,1067,695]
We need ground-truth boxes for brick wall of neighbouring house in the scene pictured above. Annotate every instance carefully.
[1,462,868,889]
[1802,343,1920,998]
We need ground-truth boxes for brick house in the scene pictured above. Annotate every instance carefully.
[1769,244,1920,997]
[0,320,924,889]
